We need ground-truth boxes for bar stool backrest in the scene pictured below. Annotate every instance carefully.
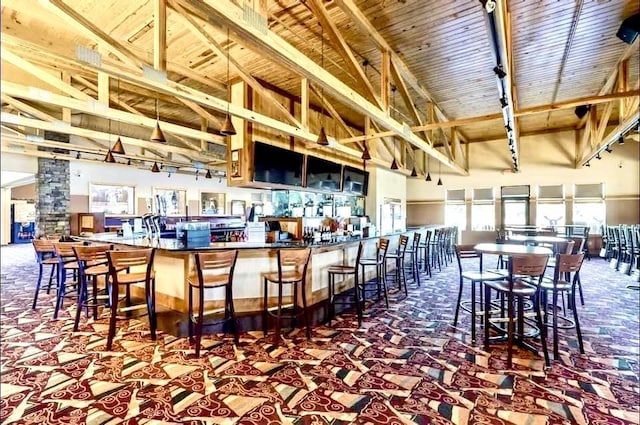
[397,235,409,255]
[354,241,365,266]
[52,242,84,263]
[553,253,585,279]
[569,237,585,255]
[107,248,155,282]
[509,254,549,287]
[554,240,575,255]
[377,238,390,260]
[73,245,110,264]
[277,248,311,280]
[454,244,482,273]
[411,232,421,251]
[32,239,54,262]
[195,250,238,282]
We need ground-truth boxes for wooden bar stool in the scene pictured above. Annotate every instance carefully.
[106,248,157,351]
[32,239,58,309]
[263,248,312,345]
[72,245,111,332]
[327,242,364,327]
[358,238,390,308]
[52,241,84,319]
[188,250,239,357]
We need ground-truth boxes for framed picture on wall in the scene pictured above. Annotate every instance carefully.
[152,187,187,216]
[201,192,226,215]
[89,183,135,214]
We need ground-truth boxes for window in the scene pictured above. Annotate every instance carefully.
[445,189,466,231]
[536,185,565,229]
[472,188,495,231]
[501,185,530,226]
[573,183,605,234]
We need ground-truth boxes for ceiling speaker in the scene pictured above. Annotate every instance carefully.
[617,13,640,44]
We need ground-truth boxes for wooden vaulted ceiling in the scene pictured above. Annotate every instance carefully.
[1,0,638,175]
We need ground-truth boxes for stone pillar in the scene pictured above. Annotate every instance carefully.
[35,132,70,237]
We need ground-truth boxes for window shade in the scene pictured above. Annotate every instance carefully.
[473,188,494,201]
[574,183,604,199]
[538,185,564,199]
[501,185,530,198]
[446,189,465,202]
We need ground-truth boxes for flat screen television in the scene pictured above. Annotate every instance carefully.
[305,156,342,191]
[342,166,369,195]
[253,142,304,187]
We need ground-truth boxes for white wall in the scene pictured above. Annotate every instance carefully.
[407,131,640,200]
[366,165,407,231]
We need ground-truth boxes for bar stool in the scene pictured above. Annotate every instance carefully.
[262,248,312,345]
[188,250,239,357]
[52,241,84,319]
[418,230,432,278]
[358,238,390,308]
[540,253,585,359]
[404,233,422,287]
[386,235,409,296]
[72,245,111,332]
[106,248,157,351]
[483,254,550,369]
[327,242,364,327]
[32,239,58,309]
[453,244,506,342]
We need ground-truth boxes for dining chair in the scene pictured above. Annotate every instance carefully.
[32,239,58,309]
[72,244,111,331]
[484,254,550,369]
[327,241,364,327]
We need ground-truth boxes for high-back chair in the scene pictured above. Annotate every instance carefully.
[404,233,422,287]
[358,238,390,308]
[52,241,84,319]
[539,253,585,359]
[262,248,312,345]
[72,244,111,332]
[483,254,551,369]
[188,250,239,357]
[386,235,410,296]
[106,248,157,350]
[327,241,365,326]
[32,239,58,309]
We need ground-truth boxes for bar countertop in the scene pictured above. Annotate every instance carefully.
[76,226,441,251]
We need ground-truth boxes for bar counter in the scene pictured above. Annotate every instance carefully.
[77,228,436,314]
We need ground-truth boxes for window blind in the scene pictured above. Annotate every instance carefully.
[538,185,564,200]
[446,189,465,202]
[473,188,494,201]
[574,183,604,199]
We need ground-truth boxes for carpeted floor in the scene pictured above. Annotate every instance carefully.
[1,243,639,424]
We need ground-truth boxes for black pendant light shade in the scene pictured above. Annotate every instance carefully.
[111,137,126,154]
[150,122,167,143]
[104,150,116,163]
[390,158,399,170]
[205,169,212,179]
[361,144,371,160]
[437,177,443,186]
[151,162,160,173]
[220,115,236,136]
[411,167,418,177]
[426,172,432,182]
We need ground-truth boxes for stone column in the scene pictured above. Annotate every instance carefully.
[35,132,70,237]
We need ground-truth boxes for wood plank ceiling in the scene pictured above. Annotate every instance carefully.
[1,0,638,175]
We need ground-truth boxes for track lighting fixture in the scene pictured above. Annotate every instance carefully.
[493,65,506,79]
[499,96,508,108]
[596,153,602,160]
[618,136,625,145]
[76,152,81,160]
[151,162,160,173]
[605,146,613,153]
[480,0,496,13]
[127,159,131,166]
[505,124,512,132]
[585,162,591,167]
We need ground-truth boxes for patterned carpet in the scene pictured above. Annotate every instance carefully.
[1,243,639,425]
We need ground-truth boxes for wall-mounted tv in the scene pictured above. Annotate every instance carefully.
[305,156,342,191]
[342,166,369,196]
[253,142,304,187]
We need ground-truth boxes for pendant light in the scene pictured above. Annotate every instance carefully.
[150,98,167,143]
[390,85,398,169]
[220,26,237,136]
[151,162,160,173]
[411,167,418,177]
[317,23,329,146]
[426,154,432,181]
[104,119,116,163]
[111,79,126,154]
[437,161,443,186]
[205,169,212,179]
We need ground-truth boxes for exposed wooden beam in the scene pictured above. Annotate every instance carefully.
[306,0,381,108]
[301,78,309,129]
[380,50,391,114]
[309,84,355,138]
[579,111,640,166]
[170,0,303,128]
[39,0,144,69]
[389,60,430,143]
[154,0,167,71]
[172,0,466,175]
[1,94,57,122]
[2,81,221,146]
[179,99,223,129]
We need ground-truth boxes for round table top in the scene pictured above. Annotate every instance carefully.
[474,243,553,256]
[506,235,569,244]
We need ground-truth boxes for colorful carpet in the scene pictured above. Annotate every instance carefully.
[1,244,639,424]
